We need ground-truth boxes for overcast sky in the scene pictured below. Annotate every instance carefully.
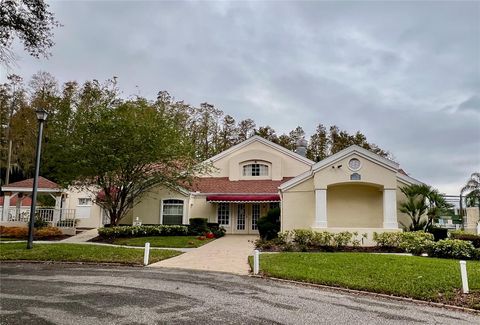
[2,0,479,195]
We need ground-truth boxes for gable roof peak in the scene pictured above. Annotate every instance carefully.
[311,144,399,172]
[206,135,315,165]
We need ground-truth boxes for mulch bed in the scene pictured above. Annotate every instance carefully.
[89,236,114,243]
[438,289,480,311]
[0,235,71,241]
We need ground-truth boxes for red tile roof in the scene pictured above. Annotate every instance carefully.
[185,177,292,194]
[4,177,60,190]
[0,196,32,206]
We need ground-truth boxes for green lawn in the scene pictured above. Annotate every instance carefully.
[251,252,480,309]
[0,243,182,265]
[111,236,214,248]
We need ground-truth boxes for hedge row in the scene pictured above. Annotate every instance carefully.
[373,231,479,260]
[97,222,226,239]
[449,231,480,248]
[98,225,189,238]
[255,229,479,260]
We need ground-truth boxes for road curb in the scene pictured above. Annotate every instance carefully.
[0,260,143,267]
[250,274,480,315]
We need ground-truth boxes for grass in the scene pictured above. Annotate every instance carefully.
[251,252,480,310]
[111,236,214,248]
[0,243,182,265]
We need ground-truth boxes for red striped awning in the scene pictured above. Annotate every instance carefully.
[206,194,280,203]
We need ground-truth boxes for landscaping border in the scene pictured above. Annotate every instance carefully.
[250,274,480,315]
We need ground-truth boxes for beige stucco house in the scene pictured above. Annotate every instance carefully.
[124,135,422,238]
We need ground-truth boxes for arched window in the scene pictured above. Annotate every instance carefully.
[162,199,184,225]
[242,163,269,176]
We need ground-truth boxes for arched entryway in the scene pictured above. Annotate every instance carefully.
[327,183,383,228]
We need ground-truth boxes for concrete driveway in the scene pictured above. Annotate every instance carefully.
[1,263,478,325]
[149,235,258,274]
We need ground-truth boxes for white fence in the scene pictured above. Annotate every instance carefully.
[0,207,77,228]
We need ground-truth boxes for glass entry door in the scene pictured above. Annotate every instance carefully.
[234,204,248,234]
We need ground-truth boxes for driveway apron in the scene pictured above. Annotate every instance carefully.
[149,235,258,275]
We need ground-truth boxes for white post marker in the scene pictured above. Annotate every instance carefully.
[253,249,260,275]
[144,242,150,266]
[460,260,469,294]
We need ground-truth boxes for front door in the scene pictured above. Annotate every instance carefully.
[232,203,262,234]
[249,203,260,235]
[234,203,248,234]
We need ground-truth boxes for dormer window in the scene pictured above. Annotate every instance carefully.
[243,163,269,176]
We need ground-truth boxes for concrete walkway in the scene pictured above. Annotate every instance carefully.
[60,228,99,243]
[149,235,258,275]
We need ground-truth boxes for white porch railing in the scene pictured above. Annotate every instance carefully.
[0,207,77,228]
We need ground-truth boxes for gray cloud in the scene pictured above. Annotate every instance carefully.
[2,0,479,194]
[458,95,480,113]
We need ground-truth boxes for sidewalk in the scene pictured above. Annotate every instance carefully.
[60,228,99,243]
[149,235,258,275]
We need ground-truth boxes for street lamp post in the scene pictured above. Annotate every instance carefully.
[27,108,48,249]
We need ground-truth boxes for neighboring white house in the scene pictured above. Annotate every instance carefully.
[0,177,104,229]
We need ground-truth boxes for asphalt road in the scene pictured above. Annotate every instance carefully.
[0,263,478,324]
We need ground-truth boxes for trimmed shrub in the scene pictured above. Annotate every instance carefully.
[35,227,63,238]
[372,232,402,248]
[189,218,209,235]
[428,227,449,241]
[262,230,365,251]
[0,226,62,239]
[97,225,189,238]
[258,208,280,240]
[450,231,480,248]
[427,239,478,260]
[373,231,434,255]
[398,232,434,255]
[0,226,28,238]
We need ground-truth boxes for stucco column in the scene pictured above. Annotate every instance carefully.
[314,189,328,228]
[383,189,398,229]
[2,192,11,221]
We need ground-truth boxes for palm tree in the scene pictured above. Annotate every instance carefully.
[461,172,480,207]
[399,184,453,231]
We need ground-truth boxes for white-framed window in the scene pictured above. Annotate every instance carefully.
[162,199,184,225]
[243,163,269,176]
[237,204,246,230]
[217,203,230,225]
[78,198,92,206]
[252,204,260,230]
